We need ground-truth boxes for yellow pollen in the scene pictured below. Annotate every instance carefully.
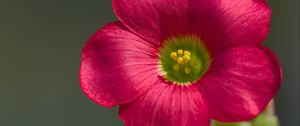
[184,67,191,74]
[170,52,178,60]
[183,54,190,62]
[173,64,180,71]
[184,50,191,56]
[177,57,184,64]
[177,49,183,55]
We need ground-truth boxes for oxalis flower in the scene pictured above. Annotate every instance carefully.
[80,0,282,126]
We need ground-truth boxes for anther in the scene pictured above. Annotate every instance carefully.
[177,49,183,55]
[184,67,191,74]
[183,54,190,62]
[173,64,180,71]
[184,50,191,56]
[170,52,178,60]
[177,57,184,65]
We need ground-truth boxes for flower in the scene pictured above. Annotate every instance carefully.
[80,0,282,126]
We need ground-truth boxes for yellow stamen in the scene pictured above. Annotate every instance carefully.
[173,64,180,71]
[177,49,183,55]
[183,54,190,62]
[184,67,191,74]
[177,57,184,65]
[184,50,191,56]
[170,52,177,60]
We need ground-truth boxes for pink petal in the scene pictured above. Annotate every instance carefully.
[113,0,271,53]
[80,21,160,108]
[119,81,210,126]
[199,46,282,122]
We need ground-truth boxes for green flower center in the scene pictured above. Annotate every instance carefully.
[159,35,211,85]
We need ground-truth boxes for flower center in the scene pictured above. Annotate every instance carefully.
[159,35,211,85]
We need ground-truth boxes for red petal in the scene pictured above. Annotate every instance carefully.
[80,21,160,107]
[189,0,271,53]
[113,0,270,53]
[113,0,190,45]
[119,81,210,126]
[199,46,282,121]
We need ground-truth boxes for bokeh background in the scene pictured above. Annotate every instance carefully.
[1,0,299,126]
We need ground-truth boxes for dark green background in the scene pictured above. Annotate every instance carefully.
[1,0,299,126]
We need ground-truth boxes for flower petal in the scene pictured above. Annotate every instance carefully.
[189,0,271,53]
[113,0,271,53]
[80,21,160,108]
[119,81,210,126]
[113,0,190,45]
[199,46,282,121]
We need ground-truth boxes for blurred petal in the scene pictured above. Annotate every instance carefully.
[199,46,282,121]
[80,21,160,107]
[119,81,210,126]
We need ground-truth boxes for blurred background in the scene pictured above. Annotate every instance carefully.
[0,0,299,126]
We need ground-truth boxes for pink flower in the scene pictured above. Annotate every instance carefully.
[80,0,282,126]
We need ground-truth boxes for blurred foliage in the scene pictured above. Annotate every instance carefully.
[214,121,252,126]
[212,100,279,126]
[252,113,279,126]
